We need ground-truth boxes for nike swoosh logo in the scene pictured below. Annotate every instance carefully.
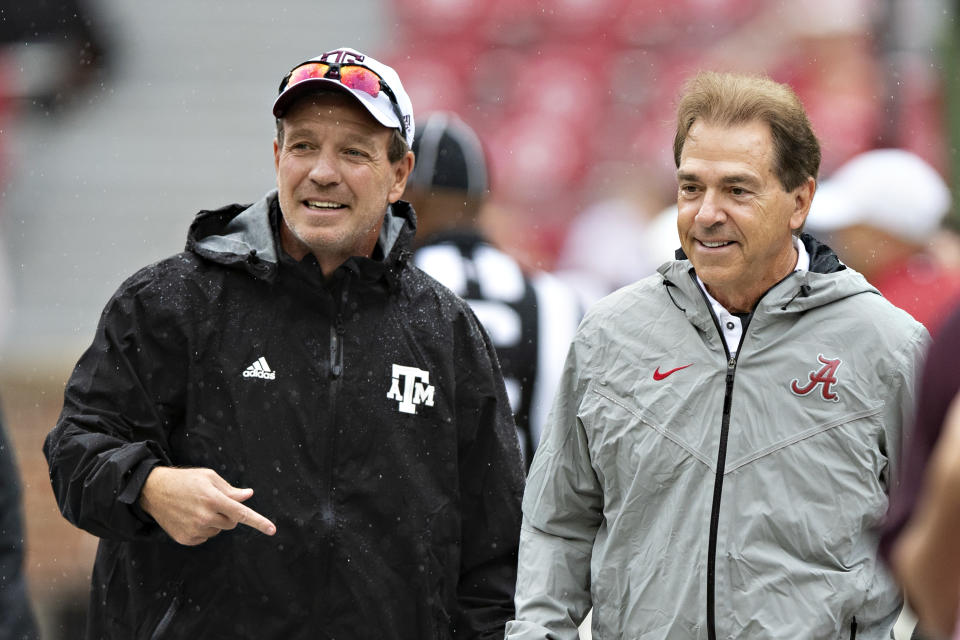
[653,364,693,381]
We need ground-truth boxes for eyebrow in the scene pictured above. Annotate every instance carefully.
[676,171,761,188]
[284,127,379,151]
[721,174,761,187]
[344,132,379,147]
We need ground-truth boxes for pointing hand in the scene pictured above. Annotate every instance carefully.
[139,466,277,546]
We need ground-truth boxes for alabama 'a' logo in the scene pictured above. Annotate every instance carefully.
[790,354,842,402]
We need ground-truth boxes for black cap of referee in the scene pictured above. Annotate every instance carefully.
[408,111,488,199]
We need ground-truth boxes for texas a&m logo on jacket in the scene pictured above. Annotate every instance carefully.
[387,364,435,414]
[790,354,842,402]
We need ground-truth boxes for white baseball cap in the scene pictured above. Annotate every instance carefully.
[806,148,951,244]
[273,47,415,148]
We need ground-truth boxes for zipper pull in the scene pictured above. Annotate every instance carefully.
[330,283,348,379]
[330,315,345,378]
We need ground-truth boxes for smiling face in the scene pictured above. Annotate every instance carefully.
[676,119,814,312]
[273,92,413,274]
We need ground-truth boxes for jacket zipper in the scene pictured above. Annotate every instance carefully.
[707,354,737,640]
[330,312,345,379]
[688,269,805,639]
[692,270,750,640]
[149,594,181,640]
[322,284,347,603]
[689,272,739,640]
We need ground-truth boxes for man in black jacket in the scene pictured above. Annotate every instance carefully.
[44,46,524,640]
[1,400,39,640]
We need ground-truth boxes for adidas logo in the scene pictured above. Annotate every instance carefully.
[242,356,276,380]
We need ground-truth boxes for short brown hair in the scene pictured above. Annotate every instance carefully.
[673,71,821,191]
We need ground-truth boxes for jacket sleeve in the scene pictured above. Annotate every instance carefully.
[880,312,957,562]
[43,267,187,540]
[882,322,932,496]
[876,320,933,562]
[452,307,525,639]
[506,331,602,640]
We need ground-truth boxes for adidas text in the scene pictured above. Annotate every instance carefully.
[243,357,276,380]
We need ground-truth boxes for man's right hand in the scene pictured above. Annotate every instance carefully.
[138,466,277,546]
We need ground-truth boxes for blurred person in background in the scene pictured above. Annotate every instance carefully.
[43,46,523,639]
[0,0,113,112]
[0,0,114,348]
[552,163,676,307]
[507,70,928,639]
[406,111,582,467]
[881,302,960,639]
[0,397,39,640]
[806,149,960,336]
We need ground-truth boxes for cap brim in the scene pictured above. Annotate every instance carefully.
[272,78,402,132]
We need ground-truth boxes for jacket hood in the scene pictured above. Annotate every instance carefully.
[185,190,417,285]
[660,232,880,322]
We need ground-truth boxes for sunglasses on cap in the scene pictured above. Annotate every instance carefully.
[278,61,407,141]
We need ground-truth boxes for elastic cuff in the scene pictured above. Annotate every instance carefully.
[118,457,160,523]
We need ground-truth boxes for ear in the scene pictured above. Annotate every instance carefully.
[789,176,816,232]
[387,151,415,204]
[273,138,281,174]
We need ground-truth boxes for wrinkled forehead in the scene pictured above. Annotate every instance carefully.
[679,120,776,176]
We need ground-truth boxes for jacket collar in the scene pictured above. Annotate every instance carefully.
[672,233,845,276]
[661,233,875,319]
[186,190,418,289]
[800,232,846,274]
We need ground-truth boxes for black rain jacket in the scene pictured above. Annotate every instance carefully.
[43,192,524,640]
[0,402,40,640]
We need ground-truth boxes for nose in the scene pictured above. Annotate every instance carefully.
[695,189,726,227]
[308,149,340,187]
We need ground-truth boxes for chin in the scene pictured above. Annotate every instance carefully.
[693,263,735,284]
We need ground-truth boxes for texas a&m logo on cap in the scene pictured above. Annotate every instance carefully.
[320,48,367,65]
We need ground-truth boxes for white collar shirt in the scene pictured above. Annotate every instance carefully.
[695,236,810,357]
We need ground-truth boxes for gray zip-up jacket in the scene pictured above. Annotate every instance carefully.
[507,237,928,640]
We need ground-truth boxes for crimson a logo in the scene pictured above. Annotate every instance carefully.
[790,354,842,402]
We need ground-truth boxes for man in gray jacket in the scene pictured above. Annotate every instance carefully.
[506,71,929,639]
